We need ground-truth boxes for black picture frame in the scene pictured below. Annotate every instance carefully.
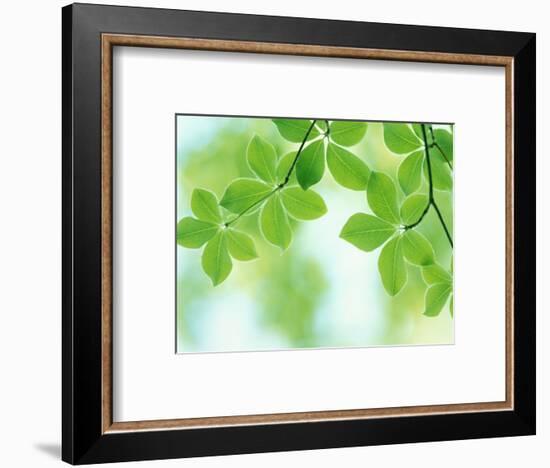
[62,3,536,464]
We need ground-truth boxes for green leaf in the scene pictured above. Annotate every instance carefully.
[201,232,232,286]
[272,119,319,143]
[260,194,292,250]
[219,178,273,214]
[383,123,423,154]
[326,143,370,190]
[226,229,258,261]
[401,229,435,266]
[434,128,453,161]
[339,213,396,252]
[422,264,452,285]
[412,123,424,140]
[400,193,428,225]
[424,282,452,317]
[176,217,219,248]
[397,150,424,194]
[378,235,407,296]
[315,120,329,133]
[246,134,278,183]
[450,294,454,317]
[191,188,222,224]
[276,151,297,184]
[329,121,367,146]
[367,171,400,224]
[280,187,327,220]
[424,155,452,191]
[296,139,325,190]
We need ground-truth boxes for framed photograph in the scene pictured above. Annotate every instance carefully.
[62,3,536,464]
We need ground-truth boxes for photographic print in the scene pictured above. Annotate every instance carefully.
[176,115,454,353]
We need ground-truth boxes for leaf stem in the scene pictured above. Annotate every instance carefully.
[431,200,454,248]
[403,202,431,231]
[224,188,278,227]
[281,119,317,186]
[404,124,453,248]
[424,125,435,202]
[225,119,317,227]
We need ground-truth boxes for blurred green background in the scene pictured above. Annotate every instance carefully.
[176,115,453,353]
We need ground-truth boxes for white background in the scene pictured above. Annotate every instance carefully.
[0,1,545,467]
[114,48,505,421]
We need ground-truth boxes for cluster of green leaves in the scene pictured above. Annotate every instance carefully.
[340,122,453,317]
[272,118,370,191]
[177,124,329,286]
[386,123,453,194]
[177,118,453,318]
[176,188,256,286]
[422,263,453,317]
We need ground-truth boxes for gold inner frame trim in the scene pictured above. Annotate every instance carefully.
[101,33,514,434]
